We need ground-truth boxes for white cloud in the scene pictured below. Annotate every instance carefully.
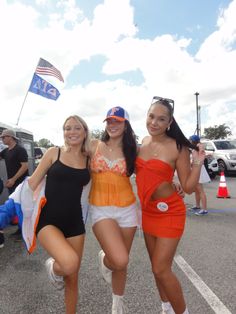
[0,0,236,146]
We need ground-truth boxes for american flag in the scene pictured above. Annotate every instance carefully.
[35,58,64,82]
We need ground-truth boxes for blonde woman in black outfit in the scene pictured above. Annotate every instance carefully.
[29,115,90,314]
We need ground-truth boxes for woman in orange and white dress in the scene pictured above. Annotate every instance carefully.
[89,106,138,314]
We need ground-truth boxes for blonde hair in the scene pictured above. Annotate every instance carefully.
[63,115,91,155]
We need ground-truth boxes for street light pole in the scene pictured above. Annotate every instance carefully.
[194,92,200,136]
[199,105,201,137]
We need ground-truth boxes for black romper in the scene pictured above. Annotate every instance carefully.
[36,148,90,238]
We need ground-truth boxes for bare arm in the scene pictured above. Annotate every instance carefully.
[176,145,205,194]
[88,139,99,157]
[5,162,28,188]
[28,147,56,191]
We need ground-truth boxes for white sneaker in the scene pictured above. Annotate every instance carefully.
[161,302,175,314]
[161,310,175,314]
[112,295,127,314]
[45,257,64,290]
[98,250,112,285]
[195,209,208,216]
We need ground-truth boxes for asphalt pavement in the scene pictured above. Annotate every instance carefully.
[0,175,235,314]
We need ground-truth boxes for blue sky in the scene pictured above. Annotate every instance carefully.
[0,0,235,144]
[67,0,232,86]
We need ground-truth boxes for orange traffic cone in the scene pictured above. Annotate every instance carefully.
[217,171,230,198]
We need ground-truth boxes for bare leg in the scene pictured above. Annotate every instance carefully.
[194,184,201,208]
[144,233,168,302]
[198,183,207,209]
[38,225,85,314]
[144,233,186,314]
[93,219,136,295]
[64,235,84,314]
[112,226,136,294]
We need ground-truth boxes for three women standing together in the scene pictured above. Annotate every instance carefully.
[28,98,204,314]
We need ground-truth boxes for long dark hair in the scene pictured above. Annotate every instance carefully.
[101,120,137,176]
[150,100,197,151]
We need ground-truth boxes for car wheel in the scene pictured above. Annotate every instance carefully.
[218,160,227,173]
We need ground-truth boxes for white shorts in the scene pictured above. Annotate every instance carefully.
[89,202,139,228]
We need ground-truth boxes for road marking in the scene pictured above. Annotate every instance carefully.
[209,208,236,213]
[174,255,232,314]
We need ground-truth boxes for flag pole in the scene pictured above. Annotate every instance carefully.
[16,60,39,126]
[16,89,30,126]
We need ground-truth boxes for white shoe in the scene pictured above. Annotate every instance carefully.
[45,257,64,290]
[161,302,175,314]
[112,295,127,314]
[98,250,112,285]
[195,209,208,216]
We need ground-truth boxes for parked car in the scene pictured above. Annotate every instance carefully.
[202,139,236,173]
[34,147,47,158]
[205,155,219,179]
[231,139,236,146]
[34,147,47,166]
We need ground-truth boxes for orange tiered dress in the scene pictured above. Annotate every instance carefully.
[135,157,186,238]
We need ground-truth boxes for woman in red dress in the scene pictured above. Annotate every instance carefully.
[136,97,205,314]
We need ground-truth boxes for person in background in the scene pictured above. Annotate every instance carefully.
[0,129,29,247]
[136,97,205,314]
[189,135,210,215]
[0,177,4,248]
[29,115,90,314]
[88,106,138,314]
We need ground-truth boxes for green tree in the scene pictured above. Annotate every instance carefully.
[91,129,104,139]
[35,138,54,148]
[203,124,232,139]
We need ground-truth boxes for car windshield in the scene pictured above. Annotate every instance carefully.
[214,140,236,150]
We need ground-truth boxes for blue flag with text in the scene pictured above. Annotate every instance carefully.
[28,73,60,100]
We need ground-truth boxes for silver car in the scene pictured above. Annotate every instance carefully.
[202,139,236,173]
[206,155,219,178]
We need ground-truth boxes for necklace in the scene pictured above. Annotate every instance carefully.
[150,143,159,157]
[106,144,114,152]
[106,142,122,152]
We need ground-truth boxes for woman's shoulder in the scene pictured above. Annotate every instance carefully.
[41,146,59,162]
[141,136,150,145]
[89,139,100,156]
[44,146,59,156]
[90,139,100,149]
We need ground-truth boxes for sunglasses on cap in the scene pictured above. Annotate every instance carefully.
[152,96,175,112]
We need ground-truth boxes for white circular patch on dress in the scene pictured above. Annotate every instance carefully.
[156,202,169,212]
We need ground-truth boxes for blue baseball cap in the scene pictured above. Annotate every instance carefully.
[189,134,200,142]
[104,106,129,122]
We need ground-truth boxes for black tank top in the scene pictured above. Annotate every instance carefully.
[43,148,90,224]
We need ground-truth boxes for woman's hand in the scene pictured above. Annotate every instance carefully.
[192,143,206,166]
[172,182,185,198]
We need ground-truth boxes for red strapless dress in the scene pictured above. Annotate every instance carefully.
[135,157,186,238]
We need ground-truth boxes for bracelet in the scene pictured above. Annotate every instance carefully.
[192,159,202,166]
